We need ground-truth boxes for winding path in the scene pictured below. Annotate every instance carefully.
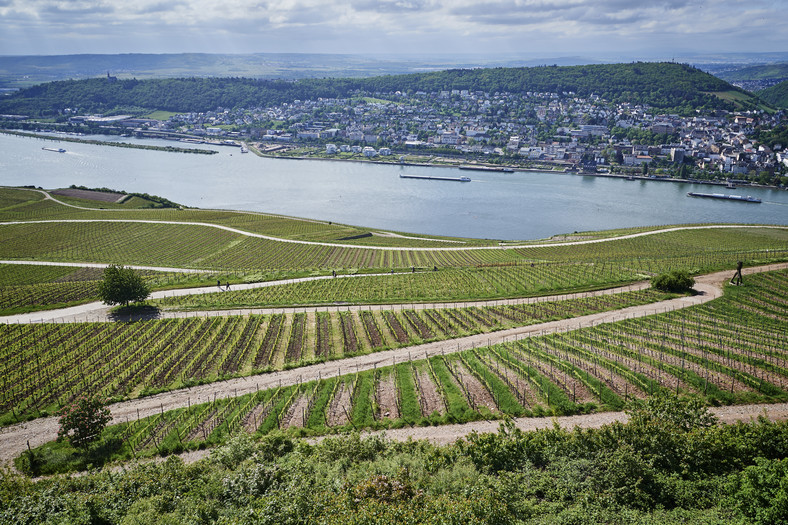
[1,263,785,466]
[3,219,784,251]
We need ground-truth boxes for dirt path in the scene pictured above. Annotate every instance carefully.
[0,263,785,466]
[352,402,788,446]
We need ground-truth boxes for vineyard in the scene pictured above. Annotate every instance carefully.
[0,187,488,247]
[0,263,294,315]
[2,219,787,274]
[0,287,670,424]
[54,269,788,460]
[3,184,788,479]
[155,263,648,309]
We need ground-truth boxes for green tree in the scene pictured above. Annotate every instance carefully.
[57,395,112,450]
[97,264,150,306]
[651,270,695,293]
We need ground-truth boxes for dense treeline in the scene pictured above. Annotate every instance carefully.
[0,62,754,117]
[751,123,788,150]
[757,80,788,108]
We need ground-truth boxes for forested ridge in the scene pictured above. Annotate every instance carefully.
[757,80,788,108]
[0,62,758,116]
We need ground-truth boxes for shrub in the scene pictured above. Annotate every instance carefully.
[57,395,112,450]
[651,270,695,293]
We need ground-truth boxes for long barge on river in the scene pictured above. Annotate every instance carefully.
[42,147,66,153]
[459,165,514,173]
[687,192,761,203]
[400,174,471,182]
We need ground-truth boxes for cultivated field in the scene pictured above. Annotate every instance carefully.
[1,185,787,472]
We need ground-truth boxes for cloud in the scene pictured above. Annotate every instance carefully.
[0,0,786,56]
[350,0,434,12]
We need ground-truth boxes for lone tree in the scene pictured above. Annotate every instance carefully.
[97,264,150,306]
[58,395,112,450]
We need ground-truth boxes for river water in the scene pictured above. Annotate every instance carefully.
[1,132,786,240]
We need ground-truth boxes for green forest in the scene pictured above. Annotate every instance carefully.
[758,80,788,108]
[0,62,762,117]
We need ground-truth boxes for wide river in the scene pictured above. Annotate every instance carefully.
[2,132,787,240]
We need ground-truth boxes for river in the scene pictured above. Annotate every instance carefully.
[1,132,786,240]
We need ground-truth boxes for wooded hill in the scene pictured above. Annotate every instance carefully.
[757,80,788,108]
[0,62,765,117]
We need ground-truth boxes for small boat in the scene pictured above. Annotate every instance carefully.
[400,174,471,182]
[42,147,66,153]
[240,145,249,153]
[687,192,761,203]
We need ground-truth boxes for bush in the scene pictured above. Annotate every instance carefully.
[57,395,112,450]
[651,270,695,293]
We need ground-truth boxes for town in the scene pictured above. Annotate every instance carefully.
[63,86,788,188]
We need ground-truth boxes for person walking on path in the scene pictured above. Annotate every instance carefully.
[730,261,744,285]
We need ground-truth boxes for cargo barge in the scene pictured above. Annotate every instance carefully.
[687,192,761,203]
[400,174,471,182]
[459,165,514,173]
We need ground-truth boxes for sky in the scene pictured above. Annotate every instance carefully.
[0,0,786,58]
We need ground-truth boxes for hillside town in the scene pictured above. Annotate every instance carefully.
[66,88,787,187]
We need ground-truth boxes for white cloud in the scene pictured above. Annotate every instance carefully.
[0,0,785,55]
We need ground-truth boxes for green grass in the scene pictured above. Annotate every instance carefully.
[395,363,421,424]
[144,111,178,120]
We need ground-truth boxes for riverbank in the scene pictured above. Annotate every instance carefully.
[249,146,785,191]
[0,129,218,155]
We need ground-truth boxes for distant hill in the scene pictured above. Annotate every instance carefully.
[712,62,788,93]
[0,53,607,90]
[0,62,765,117]
[757,80,788,108]
[714,62,788,83]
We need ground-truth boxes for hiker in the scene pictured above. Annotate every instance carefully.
[226,282,231,291]
[217,280,221,287]
[730,261,743,286]
[332,270,336,277]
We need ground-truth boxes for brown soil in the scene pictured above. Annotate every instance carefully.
[186,408,218,442]
[242,401,273,433]
[51,188,126,203]
[451,362,498,412]
[327,383,352,427]
[414,369,445,416]
[376,372,399,420]
[282,395,310,429]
